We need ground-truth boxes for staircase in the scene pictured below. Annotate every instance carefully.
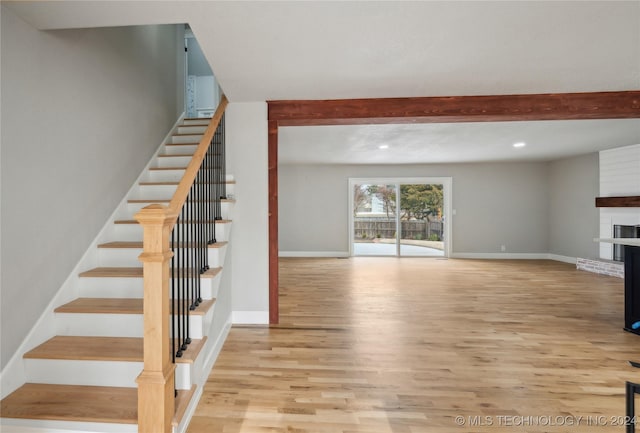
[0,114,234,433]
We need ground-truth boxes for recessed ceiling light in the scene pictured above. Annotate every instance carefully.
[379,145,389,149]
[513,142,526,148]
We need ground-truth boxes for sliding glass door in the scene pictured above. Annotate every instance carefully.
[399,184,444,257]
[352,184,397,256]
[350,178,451,257]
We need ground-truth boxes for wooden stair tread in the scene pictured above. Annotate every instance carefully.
[139,180,235,185]
[23,335,205,363]
[173,385,196,426]
[24,336,142,361]
[0,383,137,424]
[98,240,228,249]
[55,298,142,314]
[97,241,143,249]
[158,153,196,157]
[128,198,235,203]
[148,166,187,171]
[149,166,221,171]
[165,142,199,146]
[183,117,211,120]
[172,132,204,136]
[79,267,143,278]
[174,336,206,364]
[115,218,231,225]
[79,266,222,278]
[55,298,215,316]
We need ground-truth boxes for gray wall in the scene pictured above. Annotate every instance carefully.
[0,6,184,369]
[279,162,550,254]
[548,153,600,259]
[226,102,269,319]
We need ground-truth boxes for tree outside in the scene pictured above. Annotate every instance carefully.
[353,183,444,243]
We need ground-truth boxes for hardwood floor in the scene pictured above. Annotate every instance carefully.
[188,258,638,432]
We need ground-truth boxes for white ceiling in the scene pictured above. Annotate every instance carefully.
[279,119,640,164]
[6,1,640,164]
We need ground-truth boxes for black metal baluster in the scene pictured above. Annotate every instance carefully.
[214,125,222,221]
[220,113,227,200]
[171,226,176,363]
[197,166,204,305]
[184,191,191,349]
[169,114,225,363]
[210,135,217,243]
[176,205,184,358]
[189,183,197,311]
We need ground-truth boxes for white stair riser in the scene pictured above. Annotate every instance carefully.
[24,359,141,388]
[174,351,204,391]
[25,359,193,390]
[182,119,210,126]
[177,125,207,134]
[144,169,235,185]
[138,183,234,198]
[78,273,221,300]
[155,156,193,168]
[113,222,231,241]
[55,308,213,340]
[164,144,198,155]
[56,314,143,337]
[171,134,203,144]
[138,184,178,196]
[123,201,233,220]
[211,245,227,269]
[145,169,186,183]
[98,245,227,268]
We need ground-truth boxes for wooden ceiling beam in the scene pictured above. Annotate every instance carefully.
[268,90,640,126]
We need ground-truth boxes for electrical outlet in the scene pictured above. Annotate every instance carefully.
[501,245,506,252]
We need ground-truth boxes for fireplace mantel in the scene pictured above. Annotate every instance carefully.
[595,196,640,208]
[594,238,640,247]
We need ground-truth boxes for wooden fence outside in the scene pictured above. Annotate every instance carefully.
[354,218,443,241]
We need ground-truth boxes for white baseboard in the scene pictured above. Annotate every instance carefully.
[451,252,550,259]
[0,419,136,433]
[232,311,269,324]
[200,319,232,386]
[278,251,578,263]
[451,252,577,263]
[547,254,577,264]
[279,251,349,258]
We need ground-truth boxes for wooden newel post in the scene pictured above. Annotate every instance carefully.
[134,204,178,433]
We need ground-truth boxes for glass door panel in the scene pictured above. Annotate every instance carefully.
[352,184,397,256]
[399,184,444,257]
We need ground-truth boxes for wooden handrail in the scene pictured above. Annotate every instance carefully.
[135,96,228,433]
[169,95,229,216]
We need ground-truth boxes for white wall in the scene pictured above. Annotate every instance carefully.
[279,162,550,255]
[226,102,269,323]
[598,143,640,259]
[548,153,600,260]
[0,6,183,369]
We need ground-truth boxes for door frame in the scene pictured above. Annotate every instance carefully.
[267,91,640,324]
[348,177,452,257]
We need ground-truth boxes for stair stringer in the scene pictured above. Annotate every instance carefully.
[0,113,185,401]
[172,240,234,433]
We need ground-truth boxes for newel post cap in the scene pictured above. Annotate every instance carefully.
[134,204,178,226]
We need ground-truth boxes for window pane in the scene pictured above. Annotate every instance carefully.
[353,184,397,256]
